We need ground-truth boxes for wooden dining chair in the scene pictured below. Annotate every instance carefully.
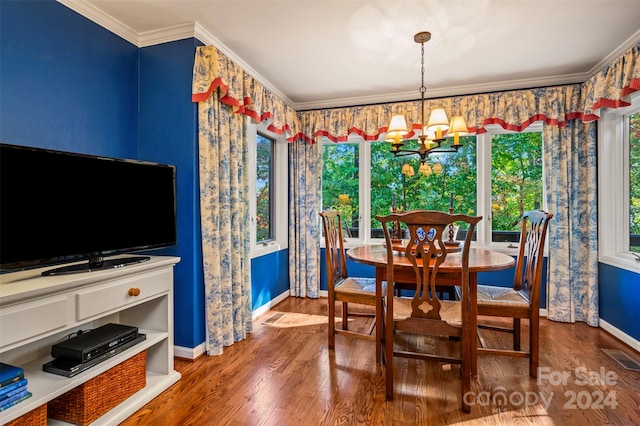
[319,211,381,360]
[377,210,481,413]
[473,209,553,378]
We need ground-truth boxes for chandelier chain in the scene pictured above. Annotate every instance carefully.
[420,41,426,95]
[420,40,426,134]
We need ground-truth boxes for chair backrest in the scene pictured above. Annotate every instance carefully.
[377,210,482,320]
[513,209,553,308]
[319,211,348,288]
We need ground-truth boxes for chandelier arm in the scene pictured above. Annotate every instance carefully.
[392,149,424,158]
[426,147,460,154]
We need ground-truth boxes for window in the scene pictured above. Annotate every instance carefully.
[256,133,273,243]
[369,137,477,239]
[598,91,640,272]
[248,123,288,257]
[321,142,360,237]
[489,132,543,243]
[321,137,476,240]
[320,123,544,252]
[629,111,640,253]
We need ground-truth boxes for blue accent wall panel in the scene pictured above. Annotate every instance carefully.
[1,0,138,158]
[252,249,290,310]
[599,263,640,341]
[139,39,204,348]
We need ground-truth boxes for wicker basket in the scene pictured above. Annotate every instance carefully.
[5,403,47,426]
[47,351,146,425]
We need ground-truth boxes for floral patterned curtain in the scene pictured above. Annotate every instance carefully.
[194,41,640,327]
[193,47,254,355]
[288,139,322,298]
[196,85,252,356]
[543,122,599,326]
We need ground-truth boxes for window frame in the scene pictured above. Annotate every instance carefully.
[248,122,288,258]
[321,123,545,255]
[477,122,545,252]
[598,91,640,273]
[255,131,275,244]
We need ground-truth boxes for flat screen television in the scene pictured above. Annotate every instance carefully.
[0,143,177,275]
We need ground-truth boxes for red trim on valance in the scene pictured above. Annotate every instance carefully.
[587,78,639,120]
[288,132,314,144]
[591,98,631,112]
[192,77,227,103]
[193,75,640,143]
[625,77,640,93]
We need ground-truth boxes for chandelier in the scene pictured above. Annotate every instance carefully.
[385,31,469,174]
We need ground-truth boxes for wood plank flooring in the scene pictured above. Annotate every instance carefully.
[121,297,640,425]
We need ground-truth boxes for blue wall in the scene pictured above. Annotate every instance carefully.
[0,0,290,351]
[599,264,640,341]
[138,39,205,348]
[251,250,290,309]
[1,0,138,156]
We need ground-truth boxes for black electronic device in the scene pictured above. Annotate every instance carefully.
[0,143,177,275]
[43,333,146,377]
[51,323,139,363]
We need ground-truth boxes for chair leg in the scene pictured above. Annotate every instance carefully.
[530,316,539,378]
[328,299,335,349]
[375,282,383,364]
[385,317,394,400]
[342,301,348,330]
[513,318,521,351]
[461,331,471,413]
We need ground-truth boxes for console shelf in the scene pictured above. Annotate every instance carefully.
[0,255,181,425]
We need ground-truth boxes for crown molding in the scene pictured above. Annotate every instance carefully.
[138,22,195,48]
[57,0,139,46]
[57,1,296,108]
[293,72,589,111]
[587,29,640,77]
[56,0,640,112]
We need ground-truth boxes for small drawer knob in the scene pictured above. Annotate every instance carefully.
[128,287,141,297]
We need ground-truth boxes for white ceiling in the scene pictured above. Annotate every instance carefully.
[63,0,640,110]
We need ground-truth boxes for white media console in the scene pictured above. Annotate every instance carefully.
[0,255,181,425]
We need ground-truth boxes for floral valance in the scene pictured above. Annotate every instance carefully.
[582,42,640,119]
[192,41,640,143]
[192,46,300,137]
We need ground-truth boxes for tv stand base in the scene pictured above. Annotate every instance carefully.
[42,256,150,276]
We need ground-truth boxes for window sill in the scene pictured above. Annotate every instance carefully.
[251,241,285,259]
[599,254,640,274]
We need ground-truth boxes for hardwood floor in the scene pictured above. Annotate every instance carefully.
[121,297,640,425]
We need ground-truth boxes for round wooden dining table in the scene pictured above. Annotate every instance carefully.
[346,244,515,373]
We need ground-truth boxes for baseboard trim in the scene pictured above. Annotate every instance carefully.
[599,319,640,353]
[174,343,206,360]
[252,290,291,320]
[172,290,291,361]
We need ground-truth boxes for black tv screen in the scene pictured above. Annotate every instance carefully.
[0,143,177,275]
